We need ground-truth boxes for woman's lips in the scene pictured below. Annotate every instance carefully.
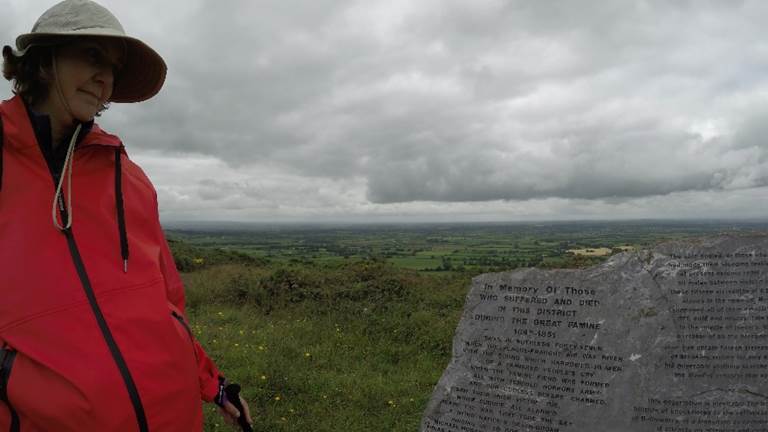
[79,89,101,101]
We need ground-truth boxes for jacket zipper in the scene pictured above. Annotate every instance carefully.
[0,347,20,432]
[52,149,149,432]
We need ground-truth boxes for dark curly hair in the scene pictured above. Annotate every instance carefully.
[2,44,56,108]
[3,39,110,115]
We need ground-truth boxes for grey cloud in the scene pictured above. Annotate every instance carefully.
[4,0,768,214]
[732,108,768,154]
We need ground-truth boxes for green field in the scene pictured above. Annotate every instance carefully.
[168,220,768,431]
[168,220,768,274]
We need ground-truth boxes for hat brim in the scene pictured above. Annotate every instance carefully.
[13,31,167,103]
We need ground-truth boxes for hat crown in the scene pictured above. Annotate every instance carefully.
[30,0,125,38]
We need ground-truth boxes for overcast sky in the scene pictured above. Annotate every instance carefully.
[3,0,768,223]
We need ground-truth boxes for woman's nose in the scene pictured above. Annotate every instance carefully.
[94,66,115,93]
[96,64,114,81]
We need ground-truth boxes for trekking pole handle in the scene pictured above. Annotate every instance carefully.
[224,383,253,432]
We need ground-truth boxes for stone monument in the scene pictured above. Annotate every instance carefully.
[421,235,768,432]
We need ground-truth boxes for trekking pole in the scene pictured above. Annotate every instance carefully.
[224,383,253,432]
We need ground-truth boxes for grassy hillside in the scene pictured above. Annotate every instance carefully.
[174,241,471,431]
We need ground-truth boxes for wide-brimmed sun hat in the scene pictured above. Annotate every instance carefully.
[5,0,166,103]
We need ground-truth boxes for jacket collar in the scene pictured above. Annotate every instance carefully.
[0,95,123,150]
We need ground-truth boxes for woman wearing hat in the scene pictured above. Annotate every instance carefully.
[0,0,251,430]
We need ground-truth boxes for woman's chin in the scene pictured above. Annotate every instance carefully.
[71,107,98,122]
[70,98,102,121]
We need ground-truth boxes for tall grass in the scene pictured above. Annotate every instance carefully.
[179,260,470,431]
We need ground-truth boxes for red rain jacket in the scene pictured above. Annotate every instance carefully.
[0,95,221,431]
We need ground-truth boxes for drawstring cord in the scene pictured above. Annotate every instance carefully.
[51,123,81,231]
[115,148,129,272]
[49,129,130,272]
[50,130,130,272]
[51,45,80,231]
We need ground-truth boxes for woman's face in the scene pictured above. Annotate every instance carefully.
[47,38,125,122]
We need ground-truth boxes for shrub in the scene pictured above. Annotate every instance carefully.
[166,236,265,272]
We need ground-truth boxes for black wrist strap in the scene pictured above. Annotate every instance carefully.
[214,375,227,407]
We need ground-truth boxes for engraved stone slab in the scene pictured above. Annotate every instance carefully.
[421,235,768,432]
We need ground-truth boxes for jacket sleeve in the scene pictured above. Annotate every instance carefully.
[158,232,223,402]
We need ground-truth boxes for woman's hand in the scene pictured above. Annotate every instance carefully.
[218,395,253,429]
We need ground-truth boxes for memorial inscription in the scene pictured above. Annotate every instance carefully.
[421,235,768,432]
